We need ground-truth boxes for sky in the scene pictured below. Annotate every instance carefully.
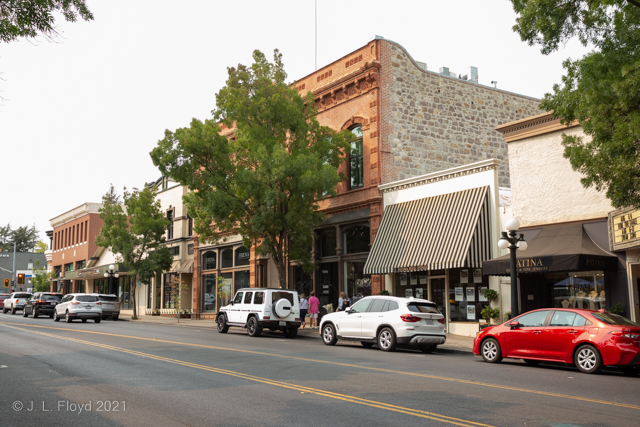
[0,0,591,246]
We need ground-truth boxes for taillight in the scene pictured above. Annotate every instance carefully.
[96,302,102,306]
[37,300,44,304]
[437,318,446,325]
[71,301,80,305]
[400,314,422,322]
[610,330,640,339]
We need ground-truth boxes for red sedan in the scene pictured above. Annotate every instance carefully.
[473,308,640,375]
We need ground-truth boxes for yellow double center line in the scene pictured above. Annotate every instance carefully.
[3,322,640,412]
[3,324,490,427]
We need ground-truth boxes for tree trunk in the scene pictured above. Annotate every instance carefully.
[132,278,137,320]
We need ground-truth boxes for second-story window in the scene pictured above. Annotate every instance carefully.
[187,214,193,237]
[349,125,364,189]
[167,210,174,240]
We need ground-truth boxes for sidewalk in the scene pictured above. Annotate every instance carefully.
[129,315,475,353]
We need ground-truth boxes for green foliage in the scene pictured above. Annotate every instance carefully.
[481,306,500,321]
[96,185,174,319]
[0,223,40,252]
[504,311,512,321]
[511,1,640,208]
[608,303,625,315]
[0,0,93,43]
[30,259,51,292]
[151,49,350,288]
[166,275,189,318]
[34,241,48,253]
[379,290,390,295]
[481,288,499,303]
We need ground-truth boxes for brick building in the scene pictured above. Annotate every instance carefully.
[192,37,541,318]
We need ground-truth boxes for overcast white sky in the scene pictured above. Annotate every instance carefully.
[0,0,590,246]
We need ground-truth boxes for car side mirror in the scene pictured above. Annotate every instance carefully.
[345,307,352,313]
[230,300,234,306]
[509,321,520,330]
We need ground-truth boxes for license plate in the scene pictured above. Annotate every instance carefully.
[279,321,286,326]
[85,305,92,309]
[425,319,433,325]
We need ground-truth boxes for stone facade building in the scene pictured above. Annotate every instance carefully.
[192,37,541,318]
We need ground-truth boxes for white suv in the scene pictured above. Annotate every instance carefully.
[320,295,446,352]
[2,292,32,314]
[216,288,301,338]
[53,293,102,323]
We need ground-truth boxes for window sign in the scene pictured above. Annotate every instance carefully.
[466,287,475,302]
[455,287,464,301]
[473,269,482,283]
[460,269,469,284]
[400,273,407,286]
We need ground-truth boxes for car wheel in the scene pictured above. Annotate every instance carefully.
[113,315,119,321]
[361,341,374,348]
[378,327,397,352]
[247,316,262,337]
[574,344,603,374]
[82,318,87,323]
[53,310,60,322]
[481,338,503,363]
[322,323,337,345]
[65,311,72,323]
[620,366,640,376]
[420,345,437,354]
[217,314,229,333]
[283,327,298,338]
[33,309,38,318]
[95,317,101,323]
[23,309,29,317]
[524,359,540,366]
[11,306,16,315]
[2,307,6,314]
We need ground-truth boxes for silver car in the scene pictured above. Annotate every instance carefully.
[2,292,32,314]
[320,295,446,353]
[93,294,120,320]
[53,293,102,323]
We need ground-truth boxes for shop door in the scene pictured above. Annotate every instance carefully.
[318,262,339,309]
[429,278,446,316]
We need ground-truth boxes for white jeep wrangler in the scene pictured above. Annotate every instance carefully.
[216,288,301,338]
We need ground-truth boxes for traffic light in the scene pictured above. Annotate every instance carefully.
[17,273,24,285]
[3,278,8,288]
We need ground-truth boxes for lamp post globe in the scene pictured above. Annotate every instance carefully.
[500,218,526,319]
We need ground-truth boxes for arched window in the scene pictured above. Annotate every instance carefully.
[235,246,250,266]
[221,248,233,268]
[349,126,364,189]
[317,229,337,258]
[343,225,370,254]
[202,251,217,270]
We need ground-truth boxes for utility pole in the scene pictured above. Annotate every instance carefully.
[12,242,16,292]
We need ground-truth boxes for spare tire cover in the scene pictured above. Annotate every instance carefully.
[273,298,292,318]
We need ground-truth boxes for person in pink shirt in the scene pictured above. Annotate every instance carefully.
[308,291,320,329]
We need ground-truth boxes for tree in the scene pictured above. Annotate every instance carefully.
[30,259,52,292]
[0,223,39,252]
[35,241,48,253]
[96,185,173,319]
[151,49,350,289]
[0,0,93,43]
[511,1,640,208]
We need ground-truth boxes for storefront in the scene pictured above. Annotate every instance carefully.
[609,207,640,321]
[64,264,135,311]
[364,159,502,336]
[482,221,622,315]
[199,243,251,316]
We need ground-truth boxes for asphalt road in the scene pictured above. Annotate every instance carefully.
[1,313,639,427]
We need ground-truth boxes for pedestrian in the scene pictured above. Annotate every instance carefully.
[308,291,320,329]
[338,291,351,311]
[299,293,309,328]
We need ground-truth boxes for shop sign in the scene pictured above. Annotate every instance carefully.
[238,251,250,260]
[506,257,551,274]
[610,208,640,250]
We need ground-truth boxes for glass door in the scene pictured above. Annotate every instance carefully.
[429,277,446,317]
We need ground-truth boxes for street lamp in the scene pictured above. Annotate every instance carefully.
[498,218,528,319]
[104,264,119,295]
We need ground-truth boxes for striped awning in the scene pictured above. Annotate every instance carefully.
[363,186,492,274]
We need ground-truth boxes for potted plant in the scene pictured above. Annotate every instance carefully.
[481,306,500,325]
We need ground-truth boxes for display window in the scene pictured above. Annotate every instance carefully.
[448,268,488,323]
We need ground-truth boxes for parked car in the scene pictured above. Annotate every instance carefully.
[320,295,446,353]
[53,293,102,323]
[216,288,301,338]
[0,293,11,310]
[93,294,120,320]
[2,292,32,314]
[473,308,640,375]
[23,292,63,318]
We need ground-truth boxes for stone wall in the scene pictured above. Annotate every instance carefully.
[379,39,541,187]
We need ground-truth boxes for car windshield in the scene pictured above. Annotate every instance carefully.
[99,296,118,302]
[407,302,440,314]
[592,312,640,326]
[14,293,31,298]
[75,295,98,302]
[41,294,61,301]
